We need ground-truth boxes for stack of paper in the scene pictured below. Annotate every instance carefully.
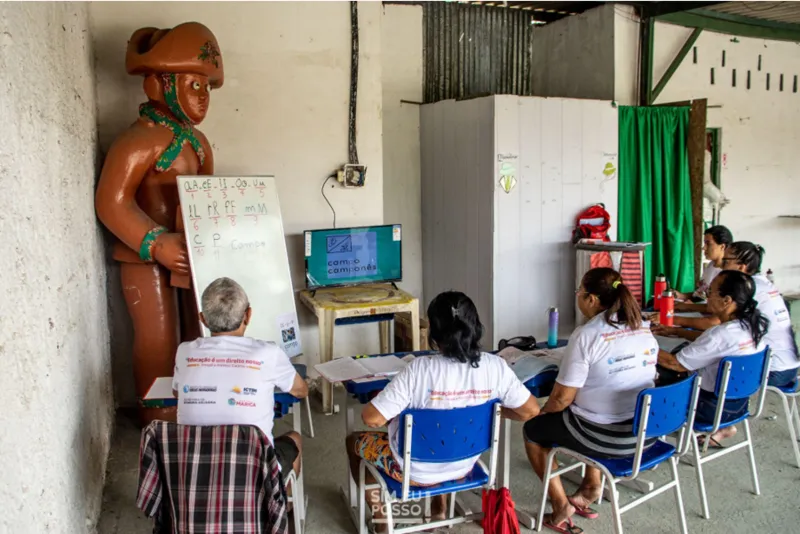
[315,355,408,383]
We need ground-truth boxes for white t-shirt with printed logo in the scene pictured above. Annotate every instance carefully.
[370,353,531,485]
[753,274,800,372]
[172,336,297,446]
[677,321,767,392]
[556,314,658,424]
[695,263,722,298]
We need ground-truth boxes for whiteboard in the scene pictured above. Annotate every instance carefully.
[177,176,301,357]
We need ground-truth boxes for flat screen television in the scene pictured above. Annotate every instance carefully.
[304,224,402,289]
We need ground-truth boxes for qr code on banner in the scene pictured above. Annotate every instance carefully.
[282,326,297,344]
[326,235,352,254]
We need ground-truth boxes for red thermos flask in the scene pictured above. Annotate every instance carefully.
[654,275,667,311]
[660,289,675,327]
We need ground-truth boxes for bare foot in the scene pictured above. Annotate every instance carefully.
[698,426,737,448]
[570,487,601,509]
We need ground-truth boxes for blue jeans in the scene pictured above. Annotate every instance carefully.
[768,368,799,388]
[695,390,749,426]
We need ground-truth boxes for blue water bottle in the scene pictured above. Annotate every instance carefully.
[547,307,559,348]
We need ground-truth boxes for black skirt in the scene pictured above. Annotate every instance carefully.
[523,409,656,458]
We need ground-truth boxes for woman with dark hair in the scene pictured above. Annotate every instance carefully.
[721,242,799,387]
[523,268,658,533]
[346,291,540,528]
[659,242,799,387]
[675,225,734,303]
[657,271,769,446]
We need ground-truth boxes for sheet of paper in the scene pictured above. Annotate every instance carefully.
[361,355,408,376]
[655,335,690,354]
[526,347,567,366]
[351,376,385,384]
[314,357,370,382]
[144,377,176,400]
[498,346,527,365]
[276,312,302,358]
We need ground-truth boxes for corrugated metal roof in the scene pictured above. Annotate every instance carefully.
[706,2,800,25]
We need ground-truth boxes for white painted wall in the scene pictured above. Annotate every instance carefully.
[382,4,424,304]
[0,3,113,532]
[493,96,619,342]
[646,22,800,292]
[421,96,619,347]
[90,1,385,391]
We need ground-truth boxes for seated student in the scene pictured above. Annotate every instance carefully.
[657,226,734,332]
[172,277,308,481]
[523,268,658,534]
[674,225,733,303]
[659,242,799,387]
[346,291,540,529]
[656,271,768,447]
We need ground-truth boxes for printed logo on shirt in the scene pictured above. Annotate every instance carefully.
[183,385,217,393]
[643,359,657,367]
[231,386,258,395]
[183,398,216,405]
[643,348,657,356]
[607,354,635,365]
[186,357,264,371]
[427,388,492,402]
[228,397,257,408]
[774,309,790,323]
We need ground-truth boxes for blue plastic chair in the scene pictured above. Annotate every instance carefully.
[358,400,501,534]
[536,375,702,534]
[765,377,800,468]
[688,348,771,519]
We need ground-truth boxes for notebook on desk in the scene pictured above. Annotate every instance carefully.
[315,355,408,383]
[498,346,564,383]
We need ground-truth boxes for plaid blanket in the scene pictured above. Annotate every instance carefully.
[137,422,288,534]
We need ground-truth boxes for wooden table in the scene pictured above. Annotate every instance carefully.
[298,284,420,414]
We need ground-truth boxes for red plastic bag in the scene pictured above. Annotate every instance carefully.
[482,487,521,534]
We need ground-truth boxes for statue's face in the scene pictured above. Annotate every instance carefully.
[176,73,212,124]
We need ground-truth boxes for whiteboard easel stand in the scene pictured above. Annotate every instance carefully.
[299,284,421,414]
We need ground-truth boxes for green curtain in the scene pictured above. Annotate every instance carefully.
[618,106,695,302]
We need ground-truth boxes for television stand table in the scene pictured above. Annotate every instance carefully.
[298,284,420,414]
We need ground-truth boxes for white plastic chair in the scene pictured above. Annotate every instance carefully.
[358,400,501,534]
[536,375,702,534]
[687,348,771,519]
[765,375,800,467]
[284,469,307,533]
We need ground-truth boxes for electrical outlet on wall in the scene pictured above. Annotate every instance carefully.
[337,164,367,188]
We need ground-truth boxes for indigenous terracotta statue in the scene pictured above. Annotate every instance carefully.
[96,23,223,425]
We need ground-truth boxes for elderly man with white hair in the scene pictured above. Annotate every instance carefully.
[172,277,308,478]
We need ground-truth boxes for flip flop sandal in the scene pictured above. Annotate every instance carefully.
[697,435,726,449]
[543,516,584,534]
[567,497,599,519]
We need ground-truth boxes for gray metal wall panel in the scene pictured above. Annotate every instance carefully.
[423,3,532,103]
[420,97,495,344]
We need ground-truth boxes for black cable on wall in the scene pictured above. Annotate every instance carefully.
[348,0,359,165]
